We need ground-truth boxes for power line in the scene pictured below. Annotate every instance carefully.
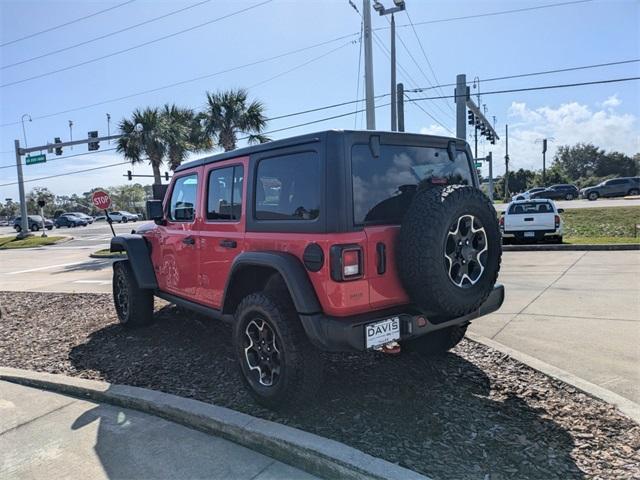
[248,40,355,89]
[0,31,360,128]
[406,76,640,102]
[1,0,212,70]
[0,0,273,88]
[404,9,452,112]
[389,0,594,30]
[404,93,454,135]
[0,0,136,48]
[0,148,118,170]
[0,161,130,187]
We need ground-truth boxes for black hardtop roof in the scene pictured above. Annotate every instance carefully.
[175,129,461,172]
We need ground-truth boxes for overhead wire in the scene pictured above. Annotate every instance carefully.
[0,0,136,48]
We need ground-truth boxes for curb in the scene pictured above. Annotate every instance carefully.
[466,332,640,424]
[0,235,74,250]
[503,243,639,251]
[0,367,429,480]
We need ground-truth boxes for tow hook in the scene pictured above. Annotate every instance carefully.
[375,341,401,355]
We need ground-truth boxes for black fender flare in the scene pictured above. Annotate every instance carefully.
[222,251,321,315]
[110,234,158,290]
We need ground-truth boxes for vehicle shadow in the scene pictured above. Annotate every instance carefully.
[53,259,115,274]
[68,304,584,480]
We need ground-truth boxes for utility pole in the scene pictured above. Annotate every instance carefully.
[542,138,547,186]
[504,124,510,201]
[472,77,480,158]
[14,140,29,239]
[390,12,396,131]
[363,0,376,130]
[21,114,31,147]
[455,74,467,140]
[397,82,405,132]
[487,151,494,201]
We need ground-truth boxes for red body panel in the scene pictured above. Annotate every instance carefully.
[146,158,411,318]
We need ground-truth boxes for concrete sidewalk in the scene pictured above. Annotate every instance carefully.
[470,250,640,403]
[0,381,318,480]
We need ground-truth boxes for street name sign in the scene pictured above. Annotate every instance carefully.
[26,154,46,165]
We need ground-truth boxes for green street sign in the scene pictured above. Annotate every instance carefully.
[474,161,482,168]
[26,154,46,165]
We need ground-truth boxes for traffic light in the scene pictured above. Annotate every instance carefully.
[467,110,475,125]
[164,172,169,181]
[88,131,99,151]
[127,170,132,181]
[54,137,63,156]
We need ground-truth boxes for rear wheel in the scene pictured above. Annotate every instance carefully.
[628,188,639,196]
[233,292,322,410]
[565,193,574,200]
[30,224,38,231]
[403,325,468,356]
[14,225,21,232]
[113,260,154,328]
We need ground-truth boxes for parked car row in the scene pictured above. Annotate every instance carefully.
[13,216,54,232]
[512,177,639,203]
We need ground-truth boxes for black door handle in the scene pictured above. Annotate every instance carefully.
[182,236,195,245]
[524,217,534,222]
[220,239,237,248]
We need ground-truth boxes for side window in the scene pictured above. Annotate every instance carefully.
[169,174,198,222]
[207,165,244,220]
[255,152,320,221]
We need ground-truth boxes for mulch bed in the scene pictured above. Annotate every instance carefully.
[1,291,638,479]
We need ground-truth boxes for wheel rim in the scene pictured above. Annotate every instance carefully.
[444,214,488,288]
[243,318,281,387]
[115,268,130,318]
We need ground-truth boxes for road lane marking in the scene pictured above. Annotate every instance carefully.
[5,260,107,275]
[73,280,111,285]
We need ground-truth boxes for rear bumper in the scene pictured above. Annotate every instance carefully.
[502,228,561,240]
[300,284,505,352]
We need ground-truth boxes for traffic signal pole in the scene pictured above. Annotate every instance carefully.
[14,139,30,238]
[12,132,122,238]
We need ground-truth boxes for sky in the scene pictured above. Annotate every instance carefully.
[0,0,638,201]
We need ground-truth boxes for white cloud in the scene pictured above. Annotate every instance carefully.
[601,94,622,109]
[484,97,640,175]
[420,124,450,137]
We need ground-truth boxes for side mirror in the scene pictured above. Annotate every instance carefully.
[146,200,164,225]
[557,208,565,213]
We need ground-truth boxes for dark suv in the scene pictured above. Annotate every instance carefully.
[110,130,504,409]
[530,184,579,200]
[580,177,640,200]
[54,213,87,228]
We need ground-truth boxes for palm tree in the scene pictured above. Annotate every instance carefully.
[200,88,269,151]
[117,105,208,185]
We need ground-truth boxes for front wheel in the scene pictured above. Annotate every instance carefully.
[14,225,21,232]
[30,224,39,232]
[233,292,322,410]
[565,193,574,200]
[628,189,639,196]
[113,260,154,327]
[403,325,468,356]
[588,192,599,201]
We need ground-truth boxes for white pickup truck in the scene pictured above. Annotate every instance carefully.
[500,199,564,244]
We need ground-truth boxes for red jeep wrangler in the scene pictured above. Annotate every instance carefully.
[111,130,503,409]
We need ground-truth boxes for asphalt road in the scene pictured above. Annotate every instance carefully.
[0,244,638,404]
[493,197,640,211]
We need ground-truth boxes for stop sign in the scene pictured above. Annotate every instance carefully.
[92,190,111,210]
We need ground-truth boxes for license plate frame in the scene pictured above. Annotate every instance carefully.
[365,317,400,349]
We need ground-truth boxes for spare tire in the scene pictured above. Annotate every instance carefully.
[397,184,501,319]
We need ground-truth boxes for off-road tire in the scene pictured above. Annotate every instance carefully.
[403,324,468,356]
[397,185,501,319]
[233,292,322,410]
[112,260,154,328]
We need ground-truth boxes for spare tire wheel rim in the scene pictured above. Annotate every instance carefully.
[444,214,488,288]
[244,318,281,387]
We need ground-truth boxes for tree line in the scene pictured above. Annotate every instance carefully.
[491,143,639,199]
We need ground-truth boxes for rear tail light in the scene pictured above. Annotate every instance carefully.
[499,215,504,228]
[555,215,560,228]
[330,245,363,281]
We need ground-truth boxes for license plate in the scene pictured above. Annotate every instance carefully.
[524,231,535,238]
[365,317,400,349]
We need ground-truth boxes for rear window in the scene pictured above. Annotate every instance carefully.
[508,202,554,214]
[351,144,473,225]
